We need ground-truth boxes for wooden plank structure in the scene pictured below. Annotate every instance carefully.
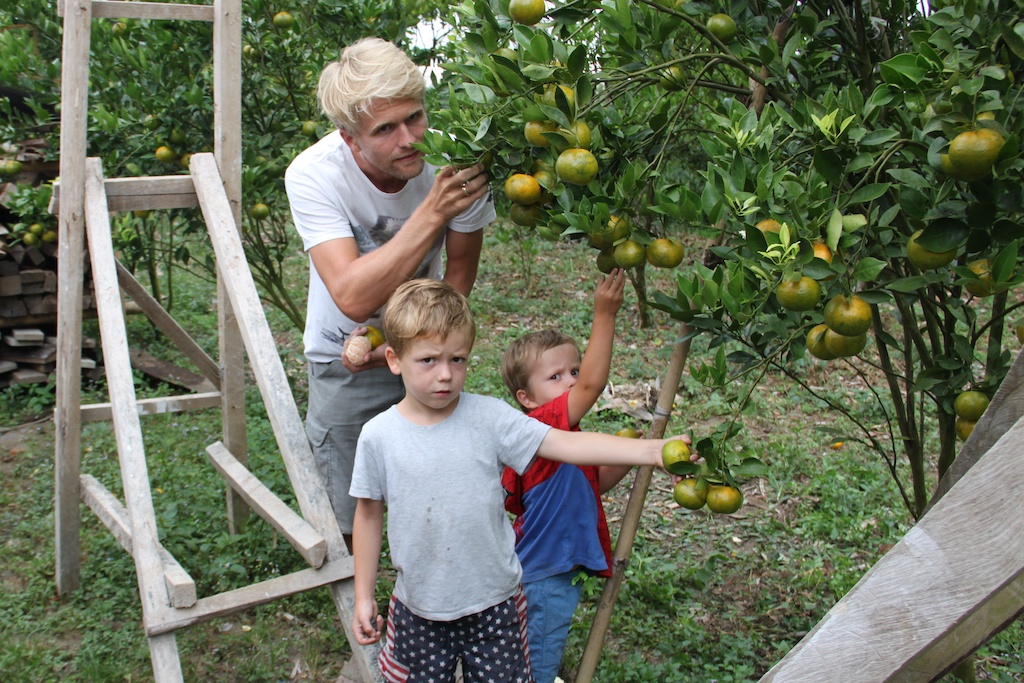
[52,2,380,681]
[759,349,1024,682]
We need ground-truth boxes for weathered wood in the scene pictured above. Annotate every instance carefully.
[145,557,355,637]
[116,262,221,389]
[206,441,328,569]
[129,347,217,393]
[54,0,91,597]
[56,0,215,22]
[191,152,378,681]
[80,391,222,422]
[758,417,1024,682]
[213,0,250,537]
[84,158,178,659]
[80,474,197,608]
[49,175,198,214]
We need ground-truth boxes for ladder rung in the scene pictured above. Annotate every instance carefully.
[50,175,198,214]
[58,1,215,22]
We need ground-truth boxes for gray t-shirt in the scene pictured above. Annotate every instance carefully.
[350,393,550,621]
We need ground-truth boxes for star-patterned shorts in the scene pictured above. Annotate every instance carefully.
[378,588,533,682]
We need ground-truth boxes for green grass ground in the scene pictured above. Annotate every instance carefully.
[1,228,1022,681]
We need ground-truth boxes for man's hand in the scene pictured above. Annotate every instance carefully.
[342,326,391,373]
[420,162,490,225]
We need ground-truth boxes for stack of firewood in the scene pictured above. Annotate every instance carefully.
[0,138,100,388]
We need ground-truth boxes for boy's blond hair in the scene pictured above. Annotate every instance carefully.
[317,37,426,133]
[501,329,578,411]
[384,279,476,358]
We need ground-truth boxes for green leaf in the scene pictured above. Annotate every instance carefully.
[879,54,928,86]
[849,183,890,204]
[852,257,887,282]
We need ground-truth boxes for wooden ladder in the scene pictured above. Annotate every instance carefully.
[51,2,379,681]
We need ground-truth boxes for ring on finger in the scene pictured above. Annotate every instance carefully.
[461,182,470,196]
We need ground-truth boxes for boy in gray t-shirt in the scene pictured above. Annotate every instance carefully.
[349,279,690,682]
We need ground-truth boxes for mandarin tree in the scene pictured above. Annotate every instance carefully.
[419,0,1024,524]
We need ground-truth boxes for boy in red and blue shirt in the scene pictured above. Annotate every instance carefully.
[500,268,633,683]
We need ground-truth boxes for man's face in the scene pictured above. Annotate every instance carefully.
[341,98,428,192]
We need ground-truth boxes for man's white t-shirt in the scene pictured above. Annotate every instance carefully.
[285,131,495,364]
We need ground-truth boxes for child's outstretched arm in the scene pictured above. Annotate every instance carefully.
[537,429,690,469]
[351,498,385,645]
[567,268,626,426]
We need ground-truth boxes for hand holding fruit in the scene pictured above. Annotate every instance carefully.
[342,326,386,371]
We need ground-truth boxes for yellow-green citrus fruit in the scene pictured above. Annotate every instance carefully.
[615,427,641,438]
[823,329,868,358]
[589,215,630,249]
[658,65,685,91]
[524,120,557,147]
[776,276,822,312]
[756,218,781,234]
[947,129,1005,182]
[272,11,295,30]
[250,202,271,220]
[365,326,385,349]
[540,83,575,110]
[647,238,685,268]
[705,484,743,514]
[673,479,707,510]
[812,242,833,264]
[806,323,838,361]
[555,148,598,186]
[613,239,646,269]
[504,173,542,205]
[508,0,546,25]
[956,417,976,441]
[42,230,57,243]
[563,120,592,150]
[706,13,737,42]
[964,259,994,297]
[907,229,956,270]
[509,203,542,227]
[155,145,177,163]
[301,120,318,137]
[596,249,617,274]
[824,294,872,336]
[661,440,692,475]
[954,390,989,422]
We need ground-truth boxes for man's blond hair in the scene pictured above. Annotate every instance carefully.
[501,329,578,411]
[384,279,476,358]
[317,37,426,133]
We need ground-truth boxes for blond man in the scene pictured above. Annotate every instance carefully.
[285,38,494,546]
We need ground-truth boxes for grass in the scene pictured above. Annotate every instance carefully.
[1,223,1022,681]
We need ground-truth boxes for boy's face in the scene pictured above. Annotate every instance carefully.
[516,343,581,412]
[385,330,472,420]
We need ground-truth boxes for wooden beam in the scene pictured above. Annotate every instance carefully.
[115,262,221,389]
[54,0,91,597]
[213,0,250,536]
[49,176,198,214]
[145,558,355,636]
[56,0,215,22]
[84,158,182,675]
[190,152,377,680]
[758,417,1024,682]
[205,441,327,569]
[80,391,222,422]
[80,474,196,608]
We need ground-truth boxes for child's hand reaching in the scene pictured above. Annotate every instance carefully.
[594,268,625,318]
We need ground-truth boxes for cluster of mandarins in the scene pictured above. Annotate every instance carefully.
[502,0,687,274]
[758,219,875,361]
[658,439,744,514]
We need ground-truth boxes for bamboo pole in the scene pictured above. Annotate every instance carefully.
[575,321,694,682]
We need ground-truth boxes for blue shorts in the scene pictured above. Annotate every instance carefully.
[378,590,533,683]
